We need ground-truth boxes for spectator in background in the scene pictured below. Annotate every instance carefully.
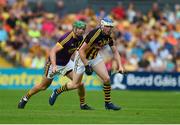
[122,26,133,42]
[175,4,180,20]
[33,0,46,17]
[133,11,144,24]
[31,49,45,69]
[6,10,17,31]
[7,0,16,6]
[39,33,56,58]
[150,54,165,72]
[96,7,107,21]
[0,0,7,7]
[111,1,125,20]
[175,53,180,72]
[148,34,161,55]
[84,6,95,21]
[126,3,136,23]
[76,9,88,22]
[130,43,143,60]
[28,20,41,38]
[151,2,161,20]
[138,52,151,71]
[159,46,170,60]
[56,0,66,18]
[0,20,8,44]
[42,13,56,36]
[164,55,176,72]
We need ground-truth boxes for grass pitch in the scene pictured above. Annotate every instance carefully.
[0,89,180,124]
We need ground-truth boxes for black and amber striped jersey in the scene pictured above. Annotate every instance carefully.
[84,27,114,60]
[49,31,83,66]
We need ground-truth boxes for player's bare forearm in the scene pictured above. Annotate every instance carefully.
[79,49,88,66]
[111,46,123,72]
[50,49,56,66]
[50,44,63,66]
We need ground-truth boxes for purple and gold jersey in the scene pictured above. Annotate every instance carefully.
[84,27,114,60]
[53,31,83,66]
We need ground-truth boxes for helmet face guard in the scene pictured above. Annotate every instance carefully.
[101,17,114,27]
[73,21,86,30]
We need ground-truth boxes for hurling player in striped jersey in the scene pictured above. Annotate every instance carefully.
[49,17,124,110]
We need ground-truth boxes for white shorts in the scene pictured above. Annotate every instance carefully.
[74,51,103,74]
[44,60,74,79]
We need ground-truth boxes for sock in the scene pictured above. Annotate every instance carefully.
[80,96,85,105]
[103,83,111,104]
[24,91,32,100]
[56,84,68,94]
[78,84,85,106]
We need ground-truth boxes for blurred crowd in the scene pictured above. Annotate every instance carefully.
[0,0,180,72]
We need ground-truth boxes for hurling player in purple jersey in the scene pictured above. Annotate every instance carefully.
[49,17,124,110]
[18,21,92,110]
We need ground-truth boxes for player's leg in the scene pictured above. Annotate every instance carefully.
[66,71,87,107]
[92,60,121,110]
[50,59,83,95]
[26,77,53,99]
[58,72,83,92]
[77,83,93,110]
[18,77,53,109]
[49,59,84,106]
[49,71,84,106]
[18,60,53,109]
[67,72,93,110]
[49,55,93,109]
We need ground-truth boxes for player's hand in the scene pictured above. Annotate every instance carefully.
[85,65,93,75]
[52,65,58,73]
[118,65,125,74]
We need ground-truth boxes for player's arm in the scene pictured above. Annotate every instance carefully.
[110,45,124,73]
[79,42,90,66]
[50,43,63,72]
[79,29,96,66]
[79,42,94,75]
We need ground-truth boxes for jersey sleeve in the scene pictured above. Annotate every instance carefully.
[57,32,72,48]
[77,36,84,48]
[84,28,101,46]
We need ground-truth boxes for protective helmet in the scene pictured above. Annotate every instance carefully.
[73,21,86,29]
[101,17,114,27]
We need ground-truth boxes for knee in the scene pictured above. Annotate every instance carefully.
[102,76,110,83]
[73,83,82,89]
[39,84,48,90]
[41,86,48,90]
[79,82,84,87]
[76,83,82,88]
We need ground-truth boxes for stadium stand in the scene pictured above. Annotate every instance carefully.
[0,0,179,72]
[0,56,13,68]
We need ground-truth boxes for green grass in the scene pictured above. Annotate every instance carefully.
[0,89,180,124]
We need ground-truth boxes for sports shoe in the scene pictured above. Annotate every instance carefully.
[18,97,28,109]
[80,104,94,110]
[49,89,59,106]
[105,102,121,110]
